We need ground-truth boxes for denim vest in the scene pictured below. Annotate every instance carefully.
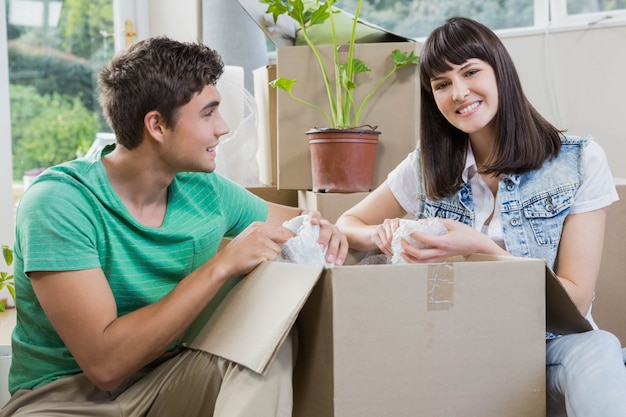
[414,135,588,271]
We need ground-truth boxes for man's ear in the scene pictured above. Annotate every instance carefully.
[144,111,166,143]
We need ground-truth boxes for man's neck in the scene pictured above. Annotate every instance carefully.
[101,146,173,228]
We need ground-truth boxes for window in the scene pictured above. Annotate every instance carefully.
[334,0,626,39]
[550,0,626,26]
[6,0,115,190]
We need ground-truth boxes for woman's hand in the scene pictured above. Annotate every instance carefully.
[399,219,508,263]
[369,218,403,256]
[303,210,348,266]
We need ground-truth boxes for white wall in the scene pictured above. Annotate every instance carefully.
[148,0,200,42]
[503,24,626,178]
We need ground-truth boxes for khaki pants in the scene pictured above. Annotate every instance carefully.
[0,333,294,417]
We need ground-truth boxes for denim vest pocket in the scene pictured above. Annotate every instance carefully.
[522,188,574,245]
[423,200,473,226]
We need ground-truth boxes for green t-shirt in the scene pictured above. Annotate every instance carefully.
[9,151,268,394]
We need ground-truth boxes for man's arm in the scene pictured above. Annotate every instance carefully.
[30,221,294,391]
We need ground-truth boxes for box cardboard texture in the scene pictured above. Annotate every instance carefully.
[275,42,420,190]
[253,64,278,186]
[184,254,566,417]
[297,190,369,223]
[293,255,547,417]
[592,179,626,344]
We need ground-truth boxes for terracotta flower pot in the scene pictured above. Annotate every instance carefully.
[306,128,380,193]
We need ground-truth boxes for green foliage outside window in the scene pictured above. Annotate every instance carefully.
[336,0,534,38]
[7,0,113,180]
[10,85,99,179]
[7,43,96,111]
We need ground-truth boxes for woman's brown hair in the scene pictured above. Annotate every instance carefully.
[418,17,563,199]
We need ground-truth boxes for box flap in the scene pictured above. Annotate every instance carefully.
[545,265,593,334]
[236,0,412,46]
[453,253,592,334]
[236,0,296,47]
[181,261,324,375]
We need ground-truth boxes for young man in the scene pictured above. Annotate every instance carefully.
[1,36,348,417]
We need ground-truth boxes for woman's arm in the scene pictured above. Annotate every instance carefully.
[336,181,408,255]
[554,209,607,316]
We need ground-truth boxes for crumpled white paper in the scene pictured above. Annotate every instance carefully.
[279,215,334,269]
[391,218,448,264]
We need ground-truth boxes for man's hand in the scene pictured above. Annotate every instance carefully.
[216,221,295,278]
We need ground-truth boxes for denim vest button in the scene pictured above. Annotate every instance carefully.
[510,217,520,226]
[506,182,515,191]
[546,203,554,212]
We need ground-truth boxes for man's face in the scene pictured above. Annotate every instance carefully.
[162,84,230,174]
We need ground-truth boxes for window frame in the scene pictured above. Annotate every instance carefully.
[549,0,626,27]
[0,0,14,245]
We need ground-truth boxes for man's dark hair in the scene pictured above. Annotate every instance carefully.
[98,36,224,149]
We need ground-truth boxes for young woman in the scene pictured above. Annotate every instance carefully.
[336,17,626,417]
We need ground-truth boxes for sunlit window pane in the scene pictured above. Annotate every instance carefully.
[6,0,114,189]
[336,0,535,39]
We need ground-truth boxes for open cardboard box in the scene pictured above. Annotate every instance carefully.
[182,253,591,417]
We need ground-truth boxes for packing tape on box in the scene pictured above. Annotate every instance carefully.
[427,263,454,311]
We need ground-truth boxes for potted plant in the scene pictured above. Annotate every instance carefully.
[0,246,15,312]
[260,0,419,192]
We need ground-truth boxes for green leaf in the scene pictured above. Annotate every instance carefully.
[2,245,13,267]
[308,2,334,26]
[259,0,289,24]
[337,65,355,92]
[269,77,298,92]
[350,59,371,76]
[7,284,15,304]
[392,49,420,68]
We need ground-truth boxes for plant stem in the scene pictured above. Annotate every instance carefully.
[286,90,333,127]
[299,17,338,127]
[354,66,398,126]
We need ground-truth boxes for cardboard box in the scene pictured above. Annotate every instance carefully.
[239,0,420,191]
[182,253,595,416]
[247,186,298,207]
[276,42,420,190]
[293,255,548,417]
[298,190,370,223]
[253,65,278,186]
[592,179,626,344]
